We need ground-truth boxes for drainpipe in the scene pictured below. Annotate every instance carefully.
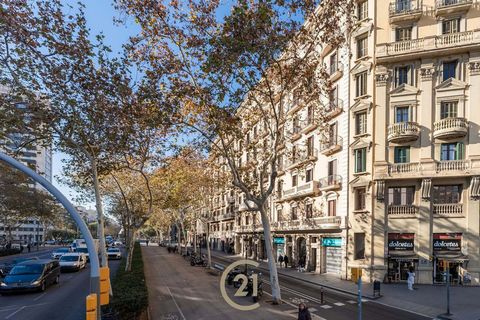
[345,31,352,281]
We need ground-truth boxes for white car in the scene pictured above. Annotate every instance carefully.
[107,248,122,260]
[59,253,87,272]
[51,248,70,259]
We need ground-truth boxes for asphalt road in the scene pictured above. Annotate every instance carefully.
[0,247,122,320]
[209,253,432,320]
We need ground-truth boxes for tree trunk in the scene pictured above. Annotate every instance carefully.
[259,204,282,304]
[91,158,108,267]
[125,229,137,272]
[176,223,182,255]
[193,222,197,254]
[206,228,212,268]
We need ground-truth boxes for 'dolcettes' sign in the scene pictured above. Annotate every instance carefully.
[433,233,462,251]
[388,233,414,251]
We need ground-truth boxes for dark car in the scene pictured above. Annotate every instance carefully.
[0,259,60,294]
[0,257,39,278]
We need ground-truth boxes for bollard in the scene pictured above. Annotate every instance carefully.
[86,293,97,320]
[320,286,324,304]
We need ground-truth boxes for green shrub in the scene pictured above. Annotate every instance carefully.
[104,242,148,320]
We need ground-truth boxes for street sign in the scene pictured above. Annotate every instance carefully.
[322,237,342,247]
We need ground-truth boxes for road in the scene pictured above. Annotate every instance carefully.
[0,247,122,320]
[144,246,433,320]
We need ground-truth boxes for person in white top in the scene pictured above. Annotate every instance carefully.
[407,266,415,290]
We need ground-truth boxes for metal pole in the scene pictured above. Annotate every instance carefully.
[446,271,451,315]
[358,277,362,320]
[0,152,102,320]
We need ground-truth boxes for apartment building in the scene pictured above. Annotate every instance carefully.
[369,0,480,285]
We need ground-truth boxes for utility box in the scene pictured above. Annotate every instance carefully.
[373,280,381,297]
[351,268,363,283]
[86,293,97,320]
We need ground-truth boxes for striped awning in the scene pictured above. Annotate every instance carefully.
[376,180,385,201]
[421,178,432,200]
[470,176,480,199]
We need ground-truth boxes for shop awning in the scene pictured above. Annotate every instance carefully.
[434,252,469,260]
[387,252,418,259]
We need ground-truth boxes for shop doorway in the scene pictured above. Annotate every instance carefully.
[387,259,417,282]
[297,237,307,267]
[434,259,466,284]
[310,248,317,272]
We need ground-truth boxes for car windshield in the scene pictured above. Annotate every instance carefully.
[60,256,79,262]
[76,248,88,253]
[12,258,35,265]
[108,249,119,252]
[10,264,44,275]
[55,248,69,253]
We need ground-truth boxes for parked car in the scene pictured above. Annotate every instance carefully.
[0,257,39,277]
[107,248,122,260]
[75,247,91,262]
[0,259,60,294]
[51,248,70,259]
[44,240,56,245]
[59,253,87,272]
[113,241,124,247]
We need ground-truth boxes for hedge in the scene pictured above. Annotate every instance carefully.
[103,242,149,320]
[0,248,21,257]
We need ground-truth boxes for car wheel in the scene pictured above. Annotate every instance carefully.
[54,275,60,284]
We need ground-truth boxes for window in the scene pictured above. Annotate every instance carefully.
[395,26,412,42]
[356,71,368,97]
[328,159,337,177]
[328,200,336,216]
[394,146,410,163]
[292,174,298,187]
[245,215,250,225]
[277,180,283,198]
[395,106,410,123]
[307,136,314,156]
[440,101,458,119]
[355,187,366,210]
[354,148,367,173]
[307,106,314,124]
[277,208,283,221]
[440,142,464,161]
[357,36,368,59]
[442,18,460,35]
[354,233,366,260]
[306,168,313,182]
[329,122,338,142]
[442,61,457,81]
[306,203,313,219]
[433,185,461,204]
[357,0,368,20]
[277,154,284,171]
[355,112,367,135]
[329,87,338,108]
[388,187,415,205]
[394,65,411,87]
[330,53,338,74]
[293,115,300,134]
[291,206,298,220]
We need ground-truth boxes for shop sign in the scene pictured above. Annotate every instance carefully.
[322,237,342,247]
[433,233,461,251]
[273,237,285,244]
[388,233,414,251]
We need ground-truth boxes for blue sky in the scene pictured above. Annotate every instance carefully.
[52,1,139,207]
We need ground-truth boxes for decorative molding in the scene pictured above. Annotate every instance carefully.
[375,73,389,87]
[469,62,480,76]
[420,67,435,80]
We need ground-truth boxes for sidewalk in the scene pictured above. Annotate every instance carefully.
[211,250,480,320]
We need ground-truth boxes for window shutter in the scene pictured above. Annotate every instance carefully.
[406,147,410,163]
[456,142,465,160]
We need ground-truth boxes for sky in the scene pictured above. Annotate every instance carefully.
[52,1,139,208]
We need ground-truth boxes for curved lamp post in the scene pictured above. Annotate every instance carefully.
[0,152,101,318]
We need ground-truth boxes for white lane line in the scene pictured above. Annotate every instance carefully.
[33,293,46,301]
[334,302,345,306]
[320,305,332,309]
[5,306,25,319]
[347,300,356,304]
[166,286,187,320]
[263,291,327,320]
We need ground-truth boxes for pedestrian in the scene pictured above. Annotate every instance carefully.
[278,254,284,268]
[297,303,312,320]
[284,255,289,268]
[407,266,415,291]
[146,240,149,247]
[27,243,31,253]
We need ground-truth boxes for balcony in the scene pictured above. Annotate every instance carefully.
[387,122,421,143]
[320,136,343,156]
[325,99,344,120]
[376,30,480,61]
[329,61,344,82]
[388,162,422,175]
[435,0,472,16]
[389,0,423,23]
[238,200,257,212]
[433,203,463,217]
[272,216,344,232]
[433,117,468,139]
[282,180,319,200]
[436,160,470,172]
[319,175,342,192]
[388,205,418,218]
[286,148,318,169]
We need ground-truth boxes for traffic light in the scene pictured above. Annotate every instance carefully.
[100,267,110,306]
[86,293,97,320]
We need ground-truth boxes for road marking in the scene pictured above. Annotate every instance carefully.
[33,293,46,301]
[334,302,345,306]
[263,292,327,320]
[166,286,186,320]
[5,306,25,319]
[320,305,332,309]
[347,300,356,304]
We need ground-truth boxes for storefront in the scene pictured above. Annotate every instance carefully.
[273,236,285,261]
[322,237,342,274]
[386,233,417,283]
[433,233,468,284]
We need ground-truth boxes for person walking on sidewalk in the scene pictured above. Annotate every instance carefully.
[278,254,284,268]
[407,266,415,290]
[297,303,312,320]
[27,243,31,253]
[284,255,289,268]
